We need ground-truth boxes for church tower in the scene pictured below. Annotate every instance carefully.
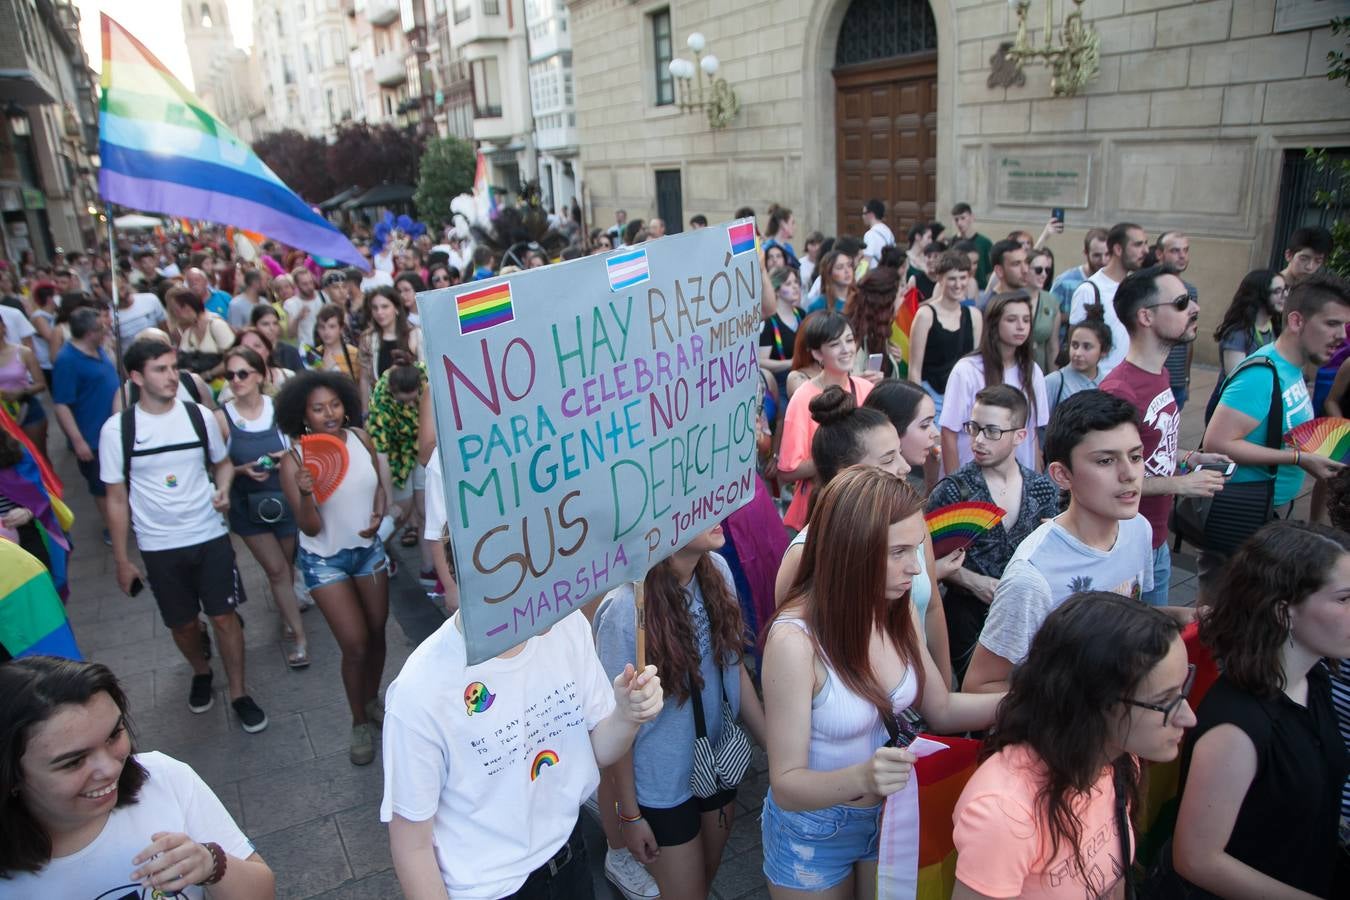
[181,1,235,91]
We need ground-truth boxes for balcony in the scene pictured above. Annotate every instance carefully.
[374,52,407,87]
[367,0,400,27]
[450,3,512,49]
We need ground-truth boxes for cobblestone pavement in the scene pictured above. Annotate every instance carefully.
[56,367,1242,898]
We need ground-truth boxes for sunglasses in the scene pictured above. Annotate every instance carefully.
[1144,293,1192,312]
[432,275,451,284]
[1031,266,1049,274]
[1119,664,1196,726]
[225,368,257,382]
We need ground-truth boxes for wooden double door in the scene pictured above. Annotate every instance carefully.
[834,53,938,239]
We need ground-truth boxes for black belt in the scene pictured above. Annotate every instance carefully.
[514,819,584,893]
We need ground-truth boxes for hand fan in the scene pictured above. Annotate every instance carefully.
[1284,417,1350,462]
[299,433,349,503]
[925,500,1005,559]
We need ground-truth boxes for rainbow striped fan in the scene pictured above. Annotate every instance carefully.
[925,501,1006,559]
[1284,417,1350,462]
[299,433,350,503]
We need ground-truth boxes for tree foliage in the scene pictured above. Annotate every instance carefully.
[251,129,336,203]
[327,122,424,192]
[415,137,477,224]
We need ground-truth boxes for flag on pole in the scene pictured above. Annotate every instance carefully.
[0,538,80,661]
[890,282,922,379]
[97,14,369,271]
[473,150,498,224]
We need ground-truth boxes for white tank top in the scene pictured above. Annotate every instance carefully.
[298,429,380,557]
[770,616,918,773]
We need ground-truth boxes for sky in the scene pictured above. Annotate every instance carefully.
[76,0,255,92]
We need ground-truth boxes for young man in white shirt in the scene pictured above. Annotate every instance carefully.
[860,198,895,268]
[963,389,1194,695]
[111,268,168,344]
[100,339,268,734]
[1069,222,1148,376]
[283,267,323,349]
[382,610,664,899]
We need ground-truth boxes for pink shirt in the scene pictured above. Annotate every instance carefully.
[778,375,874,530]
[953,745,1130,899]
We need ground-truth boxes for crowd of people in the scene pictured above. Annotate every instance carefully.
[0,201,1347,900]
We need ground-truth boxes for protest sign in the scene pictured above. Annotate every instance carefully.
[420,220,763,663]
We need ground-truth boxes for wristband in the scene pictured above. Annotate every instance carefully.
[1294,449,1302,467]
[197,841,226,886]
[299,488,313,497]
[615,802,643,824]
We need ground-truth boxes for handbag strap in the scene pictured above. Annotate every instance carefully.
[1219,356,1283,477]
[687,671,731,740]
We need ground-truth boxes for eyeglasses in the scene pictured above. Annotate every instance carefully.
[1143,293,1193,312]
[1119,664,1195,726]
[225,369,256,382]
[962,420,1016,440]
[1031,266,1049,274]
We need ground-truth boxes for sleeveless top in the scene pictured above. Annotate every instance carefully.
[222,397,287,496]
[770,615,918,773]
[0,349,28,394]
[298,429,379,557]
[921,304,973,393]
[30,309,55,369]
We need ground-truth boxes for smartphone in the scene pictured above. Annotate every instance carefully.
[1198,462,1236,477]
[1051,207,1065,224]
[129,577,144,597]
[866,352,884,372]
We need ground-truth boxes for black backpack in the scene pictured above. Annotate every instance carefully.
[120,401,213,495]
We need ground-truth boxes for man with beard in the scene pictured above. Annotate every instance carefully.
[1102,265,1230,605]
[1069,222,1148,376]
[1204,271,1350,551]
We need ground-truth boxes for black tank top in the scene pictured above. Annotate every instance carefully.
[922,305,974,393]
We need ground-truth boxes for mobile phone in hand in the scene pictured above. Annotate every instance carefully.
[1197,462,1236,477]
[1051,207,1065,224]
[867,352,884,372]
[129,577,144,597]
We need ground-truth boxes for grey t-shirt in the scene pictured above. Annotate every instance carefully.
[595,553,743,809]
[978,515,1154,665]
[1044,366,1103,419]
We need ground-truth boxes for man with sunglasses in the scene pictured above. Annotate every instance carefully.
[1102,265,1231,606]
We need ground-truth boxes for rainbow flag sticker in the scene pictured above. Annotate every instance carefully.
[530,749,560,781]
[606,248,650,292]
[455,282,514,336]
[728,221,756,256]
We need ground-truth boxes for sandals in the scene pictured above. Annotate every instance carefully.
[286,644,310,669]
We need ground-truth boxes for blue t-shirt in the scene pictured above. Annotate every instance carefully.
[51,343,119,450]
[205,289,231,320]
[595,553,743,809]
[1217,343,1312,507]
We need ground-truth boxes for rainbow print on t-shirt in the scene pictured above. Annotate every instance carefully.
[530,750,560,781]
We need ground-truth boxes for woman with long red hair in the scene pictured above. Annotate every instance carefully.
[760,467,1002,898]
[595,526,766,900]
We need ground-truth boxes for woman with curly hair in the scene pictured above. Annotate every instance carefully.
[1202,269,1286,422]
[952,592,1195,899]
[595,525,767,899]
[1158,521,1350,899]
[276,370,392,766]
[845,265,903,379]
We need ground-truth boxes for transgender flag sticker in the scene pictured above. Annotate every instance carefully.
[606,248,650,292]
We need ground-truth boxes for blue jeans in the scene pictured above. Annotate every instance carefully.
[761,789,881,890]
[297,541,388,590]
[1141,541,1171,606]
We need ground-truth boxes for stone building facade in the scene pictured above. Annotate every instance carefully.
[568,0,1350,362]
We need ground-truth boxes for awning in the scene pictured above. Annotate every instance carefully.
[113,213,163,230]
[342,183,416,210]
[0,71,58,106]
[318,185,362,211]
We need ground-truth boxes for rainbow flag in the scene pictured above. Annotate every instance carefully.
[728,221,756,256]
[891,283,922,379]
[456,282,514,336]
[473,150,498,224]
[97,15,367,270]
[0,538,80,661]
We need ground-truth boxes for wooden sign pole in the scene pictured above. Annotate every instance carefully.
[634,579,646,671]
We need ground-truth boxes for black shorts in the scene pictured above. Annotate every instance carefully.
[76,457,105,497]
[141,534,247,628]
[639,788,737,847]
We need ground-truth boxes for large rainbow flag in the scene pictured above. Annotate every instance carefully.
[97,15,367,270]
[890,283,922,379]
[0,538,80,661]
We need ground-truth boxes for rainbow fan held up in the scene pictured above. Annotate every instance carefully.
[1284,417,1350,462]
[925,501,1006,559]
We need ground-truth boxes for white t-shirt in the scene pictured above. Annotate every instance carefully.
[1070,270,1127,375]
[98,400,229,552]
[114,292,168,343]
[380,610,616,899]
[863,221,896,265]
[978,515,1154,666]
[283,294,323,348]
[423,450,446,541]
[0,303,36,346]
[0,751,253,900]
[938,355,1049,471]
[359,269,394,293]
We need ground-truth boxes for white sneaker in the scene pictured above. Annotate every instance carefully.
[605,847,660,899]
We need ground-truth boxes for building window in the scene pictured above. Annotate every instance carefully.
[471,57,502,118]
[484,0,500,15]
[651,9,673,107]
[454,2,471,24]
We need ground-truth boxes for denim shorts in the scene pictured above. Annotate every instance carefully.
[297,541,388,590]
[760,789,881,890]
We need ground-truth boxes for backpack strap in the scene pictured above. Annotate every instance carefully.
[181,372,202,404]
[122,402,215,499]
[183,401,213,475]
[1219,355,1283,478]
[121,406,135,488]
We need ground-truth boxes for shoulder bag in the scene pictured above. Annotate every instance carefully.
[688,672,752,799]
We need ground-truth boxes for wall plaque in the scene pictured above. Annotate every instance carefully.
[994,153,1091,208]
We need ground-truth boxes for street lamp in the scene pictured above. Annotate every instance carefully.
[667,32,739,130]
[1006,0,1100,96]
